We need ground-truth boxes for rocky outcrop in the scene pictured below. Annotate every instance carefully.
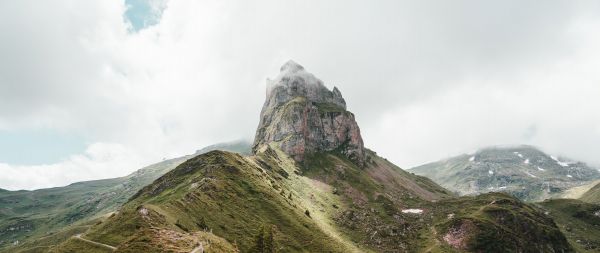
[252,60,365,166]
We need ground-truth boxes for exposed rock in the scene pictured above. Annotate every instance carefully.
[252,60,365,166]
[411,145,600,202]
[443,220,475,250]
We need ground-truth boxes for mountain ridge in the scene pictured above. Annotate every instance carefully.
[0,140,251,252]
[410,145,600,202]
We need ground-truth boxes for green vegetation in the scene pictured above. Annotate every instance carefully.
[313,102,345,113]
[0,141,251,253]
[425,193,573,252]
[72,150,356,252]
[537,199,600,252]
[2,141,580,252]
[12,224,92,253]
[50,238,113,253]
[250,225,277,253]
[0,157,186,252]
[580,182,600,204]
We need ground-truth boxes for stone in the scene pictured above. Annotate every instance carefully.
[253,60,365,166]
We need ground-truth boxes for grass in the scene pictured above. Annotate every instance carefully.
[420,193,573,252]
[0,157,187,252]
[313,102,345,113]
[537,199,600,252]
[80,150,356,252]
[11,142,579,252]
[580,182,600,204]
[49,237,113,253]
[0,141,251,253]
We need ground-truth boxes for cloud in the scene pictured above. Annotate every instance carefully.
[1,0,600,189]
[0,143,142,190]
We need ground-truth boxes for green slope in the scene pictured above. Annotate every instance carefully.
[426,193,572,252]
[537,199,600,252]
[53,146,573,252]
[580,182,600,204]
[0,141,251,252]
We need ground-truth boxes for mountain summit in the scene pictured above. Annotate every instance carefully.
[253,60,365,165]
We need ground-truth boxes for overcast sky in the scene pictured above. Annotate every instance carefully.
[1,0,600,190]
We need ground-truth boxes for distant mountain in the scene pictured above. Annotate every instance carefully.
[0,140,251,252]
[410,145,600,202]
[194,139,252,156]
[51,62,573,252]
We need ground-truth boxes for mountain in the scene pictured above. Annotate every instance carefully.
[580,181,600,204]
[410,145,600,202]
[253,60,365,165]
[0,140,251,252]
[50,61,575,252]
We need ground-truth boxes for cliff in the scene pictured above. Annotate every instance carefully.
[252,60,365,166]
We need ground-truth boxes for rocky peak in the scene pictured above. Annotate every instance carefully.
[264,60,346,110]
[253,61,365,166]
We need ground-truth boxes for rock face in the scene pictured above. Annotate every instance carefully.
[252,60,365,166]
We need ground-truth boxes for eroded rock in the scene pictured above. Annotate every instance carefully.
[252,60,365,166]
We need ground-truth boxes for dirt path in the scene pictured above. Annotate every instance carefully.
[424,226,441,252]
[73,234,117,251]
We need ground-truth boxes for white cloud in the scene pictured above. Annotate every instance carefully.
[0,143,142,190]
[1,0,600,189]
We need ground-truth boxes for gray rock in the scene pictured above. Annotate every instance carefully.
[253,60,365,166]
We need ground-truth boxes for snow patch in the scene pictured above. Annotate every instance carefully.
[524,159,529,164]
[138,207,149,216]
[488,170,494,175]
[537,167,545,171]
[499,186,507,189]
[514,152,523,158]
[402,209,423,214]
[566,174,573,178]
[551,155,571,167]
[524,171,537,178]
[469,156,475,162]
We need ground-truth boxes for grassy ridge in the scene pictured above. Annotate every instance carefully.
[52,145,575,252]
[537,199,600,252]
[71,149,355,252]
[0,141,251,252]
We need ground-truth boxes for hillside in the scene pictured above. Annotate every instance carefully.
[411,145,600,202]
[0,141,250,252]
[54,147,573,252]
[580,181,600,204]
[52,147,442,252]
[537,199,600,252]
[50,61,575,252]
